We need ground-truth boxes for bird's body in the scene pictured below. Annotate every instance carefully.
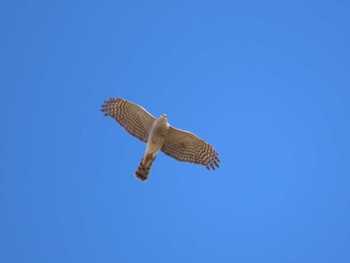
[101,98,220,181]
[146,114,169,154]
[136,115,169,180]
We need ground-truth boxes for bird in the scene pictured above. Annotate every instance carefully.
[101,98,220,181]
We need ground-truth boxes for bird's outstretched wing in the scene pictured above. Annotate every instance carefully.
[101,98,156,142]
[161,126,220,170]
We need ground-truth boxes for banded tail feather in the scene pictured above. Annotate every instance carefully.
[135,154,156,181]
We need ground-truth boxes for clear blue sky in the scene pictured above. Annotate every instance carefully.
[1,0,349,262]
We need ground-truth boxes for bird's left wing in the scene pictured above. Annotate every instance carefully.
[161,126,220,170]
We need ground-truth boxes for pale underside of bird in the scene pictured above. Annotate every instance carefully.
[101,98,220,181]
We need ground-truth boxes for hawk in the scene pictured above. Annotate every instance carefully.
[101,98,220,181]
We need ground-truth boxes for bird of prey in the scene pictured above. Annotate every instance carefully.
[101,98,220,181]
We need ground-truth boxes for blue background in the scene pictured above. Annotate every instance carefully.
[1,0,350,262]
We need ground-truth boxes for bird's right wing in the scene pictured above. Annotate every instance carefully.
[161,126,220,170]
[101,98,156,143]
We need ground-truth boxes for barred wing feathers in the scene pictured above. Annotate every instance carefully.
[161,126,220,170]
[101,98,156,143]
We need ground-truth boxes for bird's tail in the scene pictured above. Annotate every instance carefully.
[135,154,156,181]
